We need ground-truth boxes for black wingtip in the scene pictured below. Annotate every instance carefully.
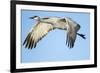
[34,43,37,48]
[66,34,75,49]
[23,38,27,46]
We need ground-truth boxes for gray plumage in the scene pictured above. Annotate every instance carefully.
[23,16,86,49]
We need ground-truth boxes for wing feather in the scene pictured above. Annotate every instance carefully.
[66,19,78,48]
[23,22,54,49]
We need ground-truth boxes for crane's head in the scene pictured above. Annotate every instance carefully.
[29,16,40,20]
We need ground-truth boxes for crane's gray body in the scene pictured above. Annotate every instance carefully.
[39,17,80,32]
[23,16,85,49]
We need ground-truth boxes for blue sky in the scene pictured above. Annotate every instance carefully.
[21,10,90,63]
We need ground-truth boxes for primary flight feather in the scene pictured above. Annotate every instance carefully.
[23,16,86,49]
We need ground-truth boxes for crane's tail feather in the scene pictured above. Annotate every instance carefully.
[77,33,86,39]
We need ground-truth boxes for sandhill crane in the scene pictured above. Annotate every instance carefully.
[23,16,86,49]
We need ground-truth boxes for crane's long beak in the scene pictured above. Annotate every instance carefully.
[29,17,34,19]
[29,16,38,19]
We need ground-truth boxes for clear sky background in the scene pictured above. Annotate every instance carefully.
[21,10,90,63]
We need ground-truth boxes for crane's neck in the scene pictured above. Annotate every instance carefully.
[36,16,41,21]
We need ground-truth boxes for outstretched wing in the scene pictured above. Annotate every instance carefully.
[23,22,54,49]
[65,18,80,48]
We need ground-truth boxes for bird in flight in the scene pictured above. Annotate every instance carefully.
[23,16,86,49]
